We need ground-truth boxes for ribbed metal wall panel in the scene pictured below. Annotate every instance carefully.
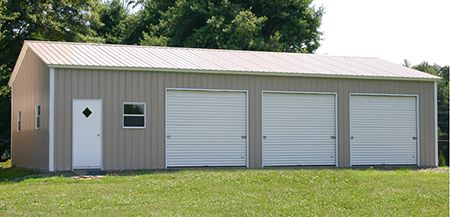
[262,92,336,166]
[350,95,417,165]
[51,69,436,170]
[11,49,49,170]
[166,90,247,167]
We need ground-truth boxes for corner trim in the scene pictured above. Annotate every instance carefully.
[49,68,55,171]
[10,87,13,166]
[434,81,438,167]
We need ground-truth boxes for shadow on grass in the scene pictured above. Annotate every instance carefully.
[0,164,441,183]
[0,167,41,183]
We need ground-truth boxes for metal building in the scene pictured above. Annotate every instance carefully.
[8,41,440,171]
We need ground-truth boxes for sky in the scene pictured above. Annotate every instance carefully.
[312,0,450,65]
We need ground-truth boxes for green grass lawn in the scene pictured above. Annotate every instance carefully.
[0,165,448,217]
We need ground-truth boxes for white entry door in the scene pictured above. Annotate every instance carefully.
[262,92,337,166]
[166,90,247,167]
[73,99,102,169]
[350,95,417,165]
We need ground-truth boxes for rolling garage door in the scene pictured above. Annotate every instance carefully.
[350,95,417,165]
[166,90,247,167]
[262,92,337,166]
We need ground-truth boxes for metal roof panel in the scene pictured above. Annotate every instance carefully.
[18,40,440,81]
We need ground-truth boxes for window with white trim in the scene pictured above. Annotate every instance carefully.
[17,111,22,132]
[123,102,146,128]
[35,104,41,129]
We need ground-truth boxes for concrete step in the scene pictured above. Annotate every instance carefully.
[72,169,106,176]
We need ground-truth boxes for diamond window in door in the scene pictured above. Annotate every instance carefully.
[82,107,92,118]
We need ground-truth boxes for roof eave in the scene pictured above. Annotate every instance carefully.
[47,64,441,82]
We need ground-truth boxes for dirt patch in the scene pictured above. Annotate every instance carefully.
[418,167,449,173]
[72,175,105,180]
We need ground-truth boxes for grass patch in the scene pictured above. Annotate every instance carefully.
[0,168,448,216]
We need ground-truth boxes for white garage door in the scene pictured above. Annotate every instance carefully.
[262,92,336,166]
[350,95,417,165]
[166,90,247,167]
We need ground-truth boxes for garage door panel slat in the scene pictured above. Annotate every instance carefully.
[166,90,247,167]
[263,93,336,166]
[351,95,417,165]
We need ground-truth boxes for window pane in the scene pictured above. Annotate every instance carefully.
[18,111,21,131]
[36,105,41,115]
[124,116,145,127]
[36,117,41,129]
[124,104,144,115]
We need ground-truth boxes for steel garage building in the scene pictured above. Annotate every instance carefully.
[9,41,440,171]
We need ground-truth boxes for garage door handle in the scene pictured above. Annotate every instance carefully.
[351,136,354,139]
[330,136,336,139]
[166,135,171,139]
[241,135,247,139]
[263,136,267,139]
[412,137,417,140]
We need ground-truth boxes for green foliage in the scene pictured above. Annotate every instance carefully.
[413,63,449,166]
[92,0,129,44]
[135,0,323,52]
[438,151,446,167]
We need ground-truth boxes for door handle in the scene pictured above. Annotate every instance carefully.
[350,136,354,139]
[97,134,100,137]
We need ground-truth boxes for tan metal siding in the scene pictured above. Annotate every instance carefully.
[53,69,436,170]
[11,49,49,170]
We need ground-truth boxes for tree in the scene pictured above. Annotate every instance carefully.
[413,62,449,166]
[127,0,323,52]
[0,0,103,160]
[92,0,129,44]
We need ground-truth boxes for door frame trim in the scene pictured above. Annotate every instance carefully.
[165,88,249,168]
[261,90,339,167]
[349,93,419,166]
[72,99,103,170]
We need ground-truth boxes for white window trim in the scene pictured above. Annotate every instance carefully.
[122,102,146,129]
[35,104,41,130]
[17,111,21,132]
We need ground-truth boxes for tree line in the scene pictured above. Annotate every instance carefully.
[0,0,447,165]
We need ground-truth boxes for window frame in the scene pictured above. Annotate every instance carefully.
[122,102,146,129]
[35,104,41,130]
[17,111,21,132]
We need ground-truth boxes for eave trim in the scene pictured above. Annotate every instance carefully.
[47,64,441,82]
